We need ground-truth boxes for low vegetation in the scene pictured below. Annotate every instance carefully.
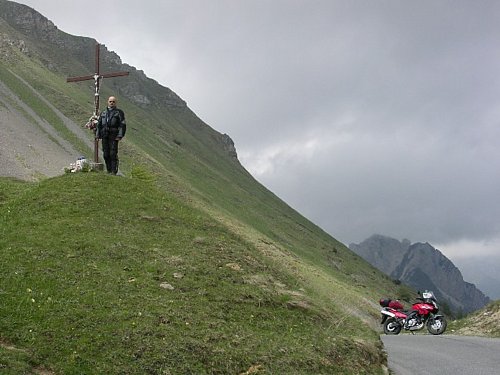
[1,173,391,374]
[449,300,500,338]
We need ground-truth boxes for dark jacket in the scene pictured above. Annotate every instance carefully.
[96,107,126,139]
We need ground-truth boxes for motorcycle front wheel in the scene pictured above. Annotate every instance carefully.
[427,315,447,335]
[383,318,402,335]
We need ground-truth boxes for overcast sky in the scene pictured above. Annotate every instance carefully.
[17,1,500,263]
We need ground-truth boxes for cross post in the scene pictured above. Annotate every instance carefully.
[67,43,129,164]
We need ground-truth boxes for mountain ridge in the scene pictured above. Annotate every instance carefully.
[0,0,186,109]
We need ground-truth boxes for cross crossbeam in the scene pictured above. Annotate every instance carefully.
[66,71,130,83]
[67,43,129,163]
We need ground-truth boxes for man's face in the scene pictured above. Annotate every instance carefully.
[108,97,117,108]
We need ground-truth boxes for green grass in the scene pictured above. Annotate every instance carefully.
[0,174,387,374]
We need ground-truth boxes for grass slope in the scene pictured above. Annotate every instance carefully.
[0,174,387,374]
[449,300,500,338]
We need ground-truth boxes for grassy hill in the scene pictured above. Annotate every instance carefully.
[0,1,412,373]
[1,173,393,374]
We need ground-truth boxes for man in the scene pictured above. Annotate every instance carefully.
[96,96,126,175]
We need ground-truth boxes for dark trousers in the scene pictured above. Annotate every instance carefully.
[101,136,119,174]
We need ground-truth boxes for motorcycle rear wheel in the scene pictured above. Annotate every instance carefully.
[383,318,402,335]
[427,315,447,335]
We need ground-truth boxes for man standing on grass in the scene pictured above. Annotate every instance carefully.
[96,96,126,175]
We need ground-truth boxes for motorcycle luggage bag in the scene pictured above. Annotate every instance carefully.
[389,300,404,309]
[379,298,403,310]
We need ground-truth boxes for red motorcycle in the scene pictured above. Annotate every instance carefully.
[379,290,447,335]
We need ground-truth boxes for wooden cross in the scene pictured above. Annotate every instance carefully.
[67,43,129,163]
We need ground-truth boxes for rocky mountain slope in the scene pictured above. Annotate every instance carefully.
[350,234,490,314]
[0,71,91,179]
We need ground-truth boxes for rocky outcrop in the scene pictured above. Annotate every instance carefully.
[0,1,59,43]
[350,235,490,314]
[220,134,238,159]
